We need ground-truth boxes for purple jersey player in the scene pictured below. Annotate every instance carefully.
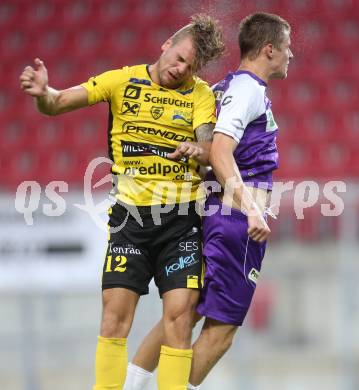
[122,13,293,390]
[196,68,281,325]
[192,13,293,388]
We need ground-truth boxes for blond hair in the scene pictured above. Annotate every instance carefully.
[172,14,225,71]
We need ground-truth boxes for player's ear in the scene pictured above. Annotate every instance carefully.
[161,38,173,52]
[263,43,274,59]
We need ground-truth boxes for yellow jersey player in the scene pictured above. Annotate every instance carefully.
[19,14,224,390]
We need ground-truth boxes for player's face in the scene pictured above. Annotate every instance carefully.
[157,36,196,89]
[269,30,293,79]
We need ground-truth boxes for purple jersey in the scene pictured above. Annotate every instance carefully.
[210,70,279,190]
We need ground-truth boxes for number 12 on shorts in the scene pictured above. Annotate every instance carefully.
[105,255,127,272]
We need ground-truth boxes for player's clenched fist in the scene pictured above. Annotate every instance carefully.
[247,212,271,243]
[20,58,48,97]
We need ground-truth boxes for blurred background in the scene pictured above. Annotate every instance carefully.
[1,0,359,389]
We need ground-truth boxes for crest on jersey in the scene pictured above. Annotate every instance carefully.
[150,106,164,120]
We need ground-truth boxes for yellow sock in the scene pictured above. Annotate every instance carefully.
[157,345,193,390]
[93,336,128,390]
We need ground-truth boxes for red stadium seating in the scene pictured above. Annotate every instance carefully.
[1,0,359,196]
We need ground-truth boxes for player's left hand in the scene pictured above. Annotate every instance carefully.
[167,142,203,161]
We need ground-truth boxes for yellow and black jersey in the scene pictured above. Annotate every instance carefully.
[81,64,215,206]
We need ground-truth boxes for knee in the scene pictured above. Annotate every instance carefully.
[162,305,197,345]
[165,293,198,324]
[100,304,133,338]
[162,290,200,345]
[164,305,194,330]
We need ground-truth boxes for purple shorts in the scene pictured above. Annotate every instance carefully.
[197,194,267,326]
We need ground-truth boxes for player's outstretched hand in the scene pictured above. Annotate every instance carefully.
[247,212,271,243]
[20,58,48,97]
[167,142,203,161]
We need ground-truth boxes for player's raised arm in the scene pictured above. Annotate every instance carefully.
[19,58,88,116]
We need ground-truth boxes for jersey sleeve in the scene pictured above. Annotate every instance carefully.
[80,69,126,105]
[214,79,263,143]
[192,82,216,130]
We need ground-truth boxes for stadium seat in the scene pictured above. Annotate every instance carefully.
[276,140,316,180]
[1,0,358,194]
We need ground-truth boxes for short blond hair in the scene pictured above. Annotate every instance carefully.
[172,14,225,71]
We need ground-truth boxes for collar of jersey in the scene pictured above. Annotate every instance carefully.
[233,70,267,87]
[143,64,195,93]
